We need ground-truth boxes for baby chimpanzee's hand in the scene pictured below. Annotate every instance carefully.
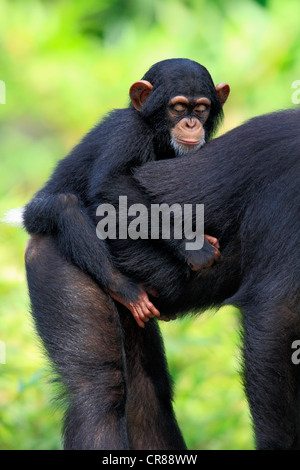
[186,234,220,271]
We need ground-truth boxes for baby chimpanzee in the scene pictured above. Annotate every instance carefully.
[23,58,229,327]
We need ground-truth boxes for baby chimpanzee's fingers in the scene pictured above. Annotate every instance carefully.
[128,291,161,327]
[147,301,160,317]
[204,234,220,250]
[135,315,146,328]
[139,303,154,320]
[130,304,146,328]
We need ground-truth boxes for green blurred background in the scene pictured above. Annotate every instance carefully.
[0,0,299,450]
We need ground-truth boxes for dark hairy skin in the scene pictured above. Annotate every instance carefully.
[25,108,299,450]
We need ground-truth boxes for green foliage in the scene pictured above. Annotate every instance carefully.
[1,0,299,450]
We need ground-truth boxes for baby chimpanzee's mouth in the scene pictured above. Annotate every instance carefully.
[175,138,201,146]
[171,136,205,156]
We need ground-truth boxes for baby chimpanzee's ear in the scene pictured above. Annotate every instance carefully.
[129,80,153,111]
[215,83,230,106]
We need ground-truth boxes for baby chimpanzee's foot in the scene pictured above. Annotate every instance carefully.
[109,285,160,328]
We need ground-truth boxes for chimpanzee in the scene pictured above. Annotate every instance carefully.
[25,108,300,450]
[23,58,229,328]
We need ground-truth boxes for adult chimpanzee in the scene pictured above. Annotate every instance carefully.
[23,58,229,328]
[25,108,300,450]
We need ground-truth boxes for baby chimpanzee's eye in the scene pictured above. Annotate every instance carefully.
[194,104,208,114]
[173,102,187,113]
